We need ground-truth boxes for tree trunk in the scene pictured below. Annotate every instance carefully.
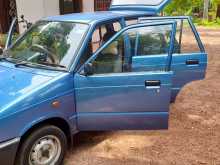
[217,4,220,18]
[203,0,209,20]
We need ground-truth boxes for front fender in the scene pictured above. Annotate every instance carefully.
[0,92,76,142]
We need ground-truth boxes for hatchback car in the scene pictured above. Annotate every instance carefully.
[0,0,207,165]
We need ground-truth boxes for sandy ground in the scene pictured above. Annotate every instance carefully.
[65,28,220,165]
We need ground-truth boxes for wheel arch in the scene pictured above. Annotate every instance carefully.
[18,117,73,149]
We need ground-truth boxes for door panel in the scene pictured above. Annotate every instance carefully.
[132,53,207,101]
[75,71,173,130]
[135,17,208,101]
[74,22,176,131]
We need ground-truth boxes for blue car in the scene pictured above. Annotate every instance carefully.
[0,0,207,165]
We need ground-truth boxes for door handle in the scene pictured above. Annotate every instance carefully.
[145,80,161,89]
[186,60,199,65]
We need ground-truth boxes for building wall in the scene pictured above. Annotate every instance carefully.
[15,0,112,32]
[16,0,60,32]
[83,0,95,12]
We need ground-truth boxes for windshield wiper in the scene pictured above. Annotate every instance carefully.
[0,57,6,61]
[15,61,67,70]
[14,61,32,67]
[38,62,66,68]
[0,56,14,63]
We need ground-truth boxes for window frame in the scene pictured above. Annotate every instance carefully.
[138,16,205,53]
[90,20,122,52]
[132,24,174,56]
[8,20,90,71]
[75,19,123,69]
[77,21,177,75]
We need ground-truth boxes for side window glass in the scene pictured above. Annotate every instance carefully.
[92,35,124,74]
[90,24,173,75]
[77,21,122,69]
[91,28,102,53]
[174,19,201,54]
[134,25,173,56]
[91,21,121,53]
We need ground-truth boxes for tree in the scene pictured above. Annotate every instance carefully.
[217,4,220,17]
[164,0,203,16]
[211,0,220,18]
[203,0,210,19]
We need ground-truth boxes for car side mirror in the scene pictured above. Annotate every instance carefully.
[0,47,3,55]
[83,63,94,76]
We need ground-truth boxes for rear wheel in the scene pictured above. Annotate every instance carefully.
[15,125,67,165]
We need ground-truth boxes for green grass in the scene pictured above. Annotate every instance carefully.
[193,18,220,27]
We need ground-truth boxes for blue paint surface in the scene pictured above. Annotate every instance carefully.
[0,62,76,142]
[75,71,173,130]
[45,11,151,24]
[132,53,207,101]
[0,1,207,153]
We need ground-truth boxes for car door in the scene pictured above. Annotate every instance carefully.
[74,21,176,131]
[132,16,208,101]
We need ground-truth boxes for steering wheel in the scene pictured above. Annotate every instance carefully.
[30,44,56,63]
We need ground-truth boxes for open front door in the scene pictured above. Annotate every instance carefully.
[74,22,176,131]
[110,0,171,14]
[134,16,208,101]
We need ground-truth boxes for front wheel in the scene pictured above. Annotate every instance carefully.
[15,125,67,165]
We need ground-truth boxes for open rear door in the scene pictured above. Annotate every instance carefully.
[133,16,208,102]
[110,0,171,14]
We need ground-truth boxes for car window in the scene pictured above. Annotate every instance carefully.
[9,21,88,69]
[91,28,102,53]
[91,21,122,53]
[174,19,201,54]
[77,21,122,69]
[133,25,173,56]
[90,24,173,75]
[138,18,201,54]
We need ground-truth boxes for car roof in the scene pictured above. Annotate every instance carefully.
[44,10,154,25]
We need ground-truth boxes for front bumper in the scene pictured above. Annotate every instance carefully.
[0,138,20,165]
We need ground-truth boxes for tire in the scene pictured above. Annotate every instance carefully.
[15,125,67,165]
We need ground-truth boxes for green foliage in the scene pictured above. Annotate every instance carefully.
[216,17,220,23]
[164,0,220,16]
[0,34,7,47]
[164,0,203,16]
[0,34,18,47]
[164,0,220,27]
[194,17,220,26]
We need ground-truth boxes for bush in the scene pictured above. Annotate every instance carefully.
[0,34,7,47]
[0,34,19,48]
[216,17,220,24]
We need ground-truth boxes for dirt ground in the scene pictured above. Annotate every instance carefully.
[65,28,220,165]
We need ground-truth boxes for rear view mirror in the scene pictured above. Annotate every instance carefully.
[83,63,94,76]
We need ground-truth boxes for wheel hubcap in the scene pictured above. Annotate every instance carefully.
[29,135,61,165]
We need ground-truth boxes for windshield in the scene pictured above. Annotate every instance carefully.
[7,21,89,70]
